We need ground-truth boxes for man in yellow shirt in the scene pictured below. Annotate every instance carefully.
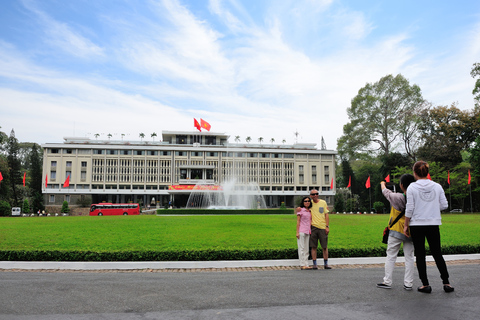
[309,189,331,269]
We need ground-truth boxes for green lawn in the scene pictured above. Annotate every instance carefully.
[1,214,479,252]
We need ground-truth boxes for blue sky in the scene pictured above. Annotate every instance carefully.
[1,0,479,150]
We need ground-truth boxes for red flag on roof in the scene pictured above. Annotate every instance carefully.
[200,119,211,131]
[23,172,26,187]
[63,175,70,188]
[365,176,371,189]
[347,176,351,188]
[194,118,201,132]
[330,178,334,189]
[45,175,48,188]
[427,173,431,180]
[385,174,390,182]
[447,171,450,185]
[468,170,471,185]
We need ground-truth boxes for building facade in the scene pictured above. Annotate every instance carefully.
[42,131,337,209]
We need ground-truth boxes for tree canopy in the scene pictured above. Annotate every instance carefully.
[338,74,425,160]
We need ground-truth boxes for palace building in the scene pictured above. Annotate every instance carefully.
[42,131,337,209]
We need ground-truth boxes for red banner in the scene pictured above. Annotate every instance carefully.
[169,185,222,191]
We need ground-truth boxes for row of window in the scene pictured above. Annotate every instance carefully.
[48,148,332,160]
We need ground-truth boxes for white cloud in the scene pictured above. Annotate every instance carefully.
[20,0,104,58]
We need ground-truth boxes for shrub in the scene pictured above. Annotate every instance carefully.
[0,201,11,216]
[373,201,385,213]
[22,199,30,214]
[61,201,70,213]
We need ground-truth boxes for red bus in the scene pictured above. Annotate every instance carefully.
[89,203,140,216]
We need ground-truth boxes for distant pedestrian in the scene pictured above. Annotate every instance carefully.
[377,174,416,291]
[404,161,454,293]
[296,196,312,270]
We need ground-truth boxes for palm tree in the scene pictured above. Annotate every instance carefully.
[270,138,275,144]
[258,137,263,144]
[94,133,100,140]
[246,136,252,144]
[107,133,112,140]
[139,133,145,141]
[121,134,125,141]
[151,132,157,141]
[282,139,286,144]
[235,136,240,143]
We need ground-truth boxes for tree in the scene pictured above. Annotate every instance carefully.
[282,139,286,144]
[139,133,145,141]
[0,200,11,216]
[246,136,251,144]
[235,136,240,143]
[107,133,112,140]
[417,104,480,168]
[270,138,275,144]
[6,130,22,207]
[94,133,100,140]
[29,144,44,213]
[471,62,480,107]
[151,132,157,141]
[338,74,425,159]
[258,137,263,144]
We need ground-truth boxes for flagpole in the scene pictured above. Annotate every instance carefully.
[470,184,473,213]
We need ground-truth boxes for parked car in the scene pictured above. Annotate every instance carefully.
[450,209,462,213]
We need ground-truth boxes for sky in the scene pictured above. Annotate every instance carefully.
[1,0,479,151]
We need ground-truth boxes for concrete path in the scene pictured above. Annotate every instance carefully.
[0,258,478,320]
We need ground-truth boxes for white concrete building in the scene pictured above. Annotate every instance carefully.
[42,131,337,209]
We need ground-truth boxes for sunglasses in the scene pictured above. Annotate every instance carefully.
[303,200,311,202]
[310,193,319,196]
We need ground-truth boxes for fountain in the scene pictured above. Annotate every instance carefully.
[185,178,267,209]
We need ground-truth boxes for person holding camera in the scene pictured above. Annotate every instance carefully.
[377,174,416,290]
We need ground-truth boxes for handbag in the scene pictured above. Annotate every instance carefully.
[382,210,405,244]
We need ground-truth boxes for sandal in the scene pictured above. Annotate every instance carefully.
[300,266,312,270]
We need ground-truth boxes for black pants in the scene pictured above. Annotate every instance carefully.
[410,225,450,286]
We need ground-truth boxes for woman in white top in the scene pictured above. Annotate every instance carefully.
[404,161,454,293]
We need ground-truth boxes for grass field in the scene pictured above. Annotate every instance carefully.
[1,213,479,252]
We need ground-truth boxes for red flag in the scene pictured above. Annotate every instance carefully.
[330,178,334,189]
[365,176,371,189]
[347,176,351,188]
[468,170,471,185]
[45,175,48,188]
[447,171,450,185]
[385,174,390,182]
[63,175,70,188]
[200,119,211,131]
[194,118,201,132]
[23,172,26,187]
[426,173,431,180]
[0,171,3,183]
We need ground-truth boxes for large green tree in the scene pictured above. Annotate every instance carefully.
[29,143,44,212]
[471,62,480,107]
[417,104,480,169]
[338,74,425,160]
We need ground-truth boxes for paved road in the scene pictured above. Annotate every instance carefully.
[1,263,478,319]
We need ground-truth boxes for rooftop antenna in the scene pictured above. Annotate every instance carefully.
[321,136,327,150]
[294,130,300,143]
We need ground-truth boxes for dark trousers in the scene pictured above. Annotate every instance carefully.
[410,225,450,286]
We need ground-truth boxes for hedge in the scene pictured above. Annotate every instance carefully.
[1,244,478,262]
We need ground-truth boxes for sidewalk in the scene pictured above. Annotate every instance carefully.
[1,254,479,271]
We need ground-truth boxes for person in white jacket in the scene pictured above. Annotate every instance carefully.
[404,161,454,293]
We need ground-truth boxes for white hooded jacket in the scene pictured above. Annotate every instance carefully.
[405,179,448,226]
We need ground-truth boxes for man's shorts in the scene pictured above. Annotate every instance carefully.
[310,226,328,249]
